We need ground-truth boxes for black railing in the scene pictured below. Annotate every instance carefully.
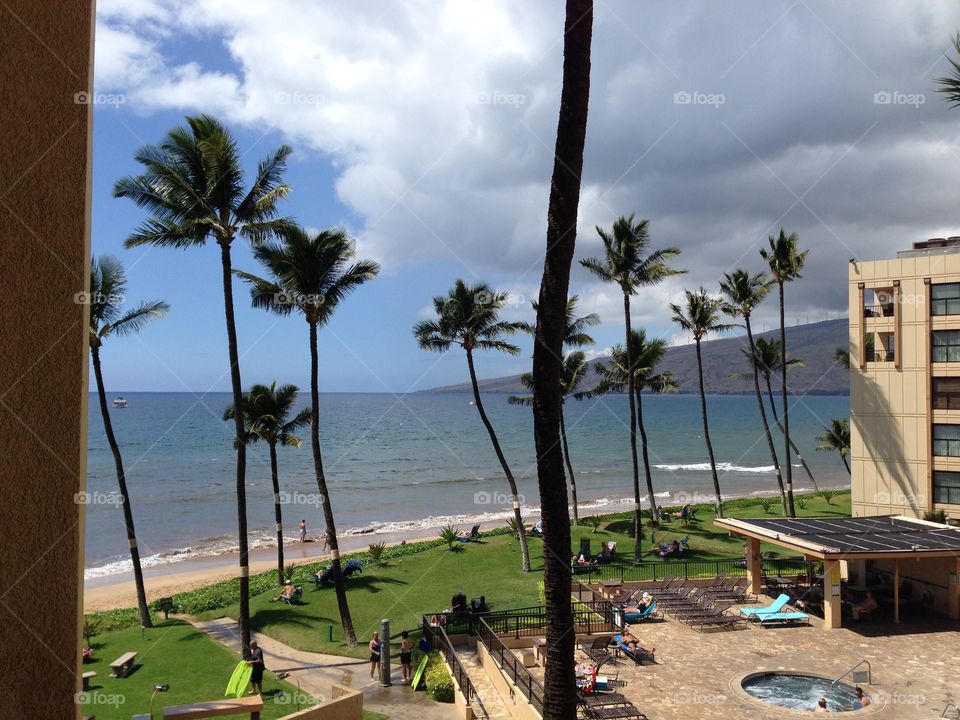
[863,304,894,318]
[430,625,489,720]
[480,601,614,639]
[475,616,544,713]
[575,557,819,584]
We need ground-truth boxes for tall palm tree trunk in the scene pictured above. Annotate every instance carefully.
[635,390,659,524]
[763,373,820,492]
[466,349,530,572]
[695,339,723,517]
[219,241,251,656]
[90,346,152,629]
[623,294,645,556]
[268,444,285,586]
[745,316,786,515]
[559,404,579,524]
[841,454,850,474]
[777,283,796,516]
[309,321,357,645]
[530,1,592,714]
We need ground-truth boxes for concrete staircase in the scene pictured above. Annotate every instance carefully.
[453,642,513,720]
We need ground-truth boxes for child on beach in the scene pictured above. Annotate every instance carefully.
[299,520,307,542]
[399,630,413,683]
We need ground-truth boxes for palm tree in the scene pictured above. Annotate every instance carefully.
[508,350,592,523]
[87,255,169,629]
[530,1,593,713]
[236,225,379,646]
[590,330,677,526]
[224,383,310,586]
[671,288,732,517]
[935,32,960,106]
[743,338,819,492]
[114,114,292,654]
[817,418,851,474]
[414,280,531,572]
[760,230,808,517]
[834,347,850,368]
[720,269,787,515]
[581,216,681,556]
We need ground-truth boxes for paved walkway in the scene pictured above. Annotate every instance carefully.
[193,617,460,720]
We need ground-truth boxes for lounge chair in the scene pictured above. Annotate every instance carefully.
[740,593,790,618]
[612,634,654,665]
[754,610,810,626]
[281,586,303,605]
[458,524,482,543]
[622,600,657,623]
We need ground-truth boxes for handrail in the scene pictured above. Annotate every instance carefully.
[432,625,490,720]
[831,659,871,686]
[475,616,545,713]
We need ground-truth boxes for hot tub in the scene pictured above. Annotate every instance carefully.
[741,672,866,713]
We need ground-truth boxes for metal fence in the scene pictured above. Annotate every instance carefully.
[475,616,545,713]
[429,624,489,720]
[577,557,821,583]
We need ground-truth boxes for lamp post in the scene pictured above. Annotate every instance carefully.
[149,684,169,718]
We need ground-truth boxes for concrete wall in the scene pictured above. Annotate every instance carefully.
[0,1,95,718]
[476,642,542,720]
[849,254,960,519]
[279,684,363,720]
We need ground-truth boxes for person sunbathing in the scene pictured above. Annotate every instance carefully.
[573,552,596,567]
[272,582,295,602]
[619,627,654,656]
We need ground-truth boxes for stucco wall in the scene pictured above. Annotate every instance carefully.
[0,1,94,717]
[279,684,363,720]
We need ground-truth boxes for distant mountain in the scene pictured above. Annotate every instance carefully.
[424,318,849,396]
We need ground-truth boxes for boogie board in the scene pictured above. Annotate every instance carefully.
[411,655,429,690]
[225,660,253,698]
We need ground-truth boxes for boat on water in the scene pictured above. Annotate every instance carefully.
[112,396,128,408]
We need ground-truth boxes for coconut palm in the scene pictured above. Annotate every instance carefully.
[236,225,379,646]
[590,330,677,526]
[720,269,787,515]
[935,32,960,106]
[508,351,592,523]
[414,280,531,572]
[531,2,593,712]
[760,230,808,517]
[671,288,732,517]
[224,383,310,585]
[88,255,169,628]
[817,418,851,474]
[581,215,681,555]
[114,114,292,654]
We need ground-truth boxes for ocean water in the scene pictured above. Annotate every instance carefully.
[84,391,850,577]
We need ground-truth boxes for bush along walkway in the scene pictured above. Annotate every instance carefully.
[192,617,458,720]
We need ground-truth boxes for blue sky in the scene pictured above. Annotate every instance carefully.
[92,1,960,392]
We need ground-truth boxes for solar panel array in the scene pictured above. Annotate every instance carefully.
[743,515,960,554]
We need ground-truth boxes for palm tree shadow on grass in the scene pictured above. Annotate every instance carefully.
[251,609,325,632]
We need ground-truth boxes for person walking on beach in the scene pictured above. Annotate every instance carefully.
[247,641,265,695]
[369,631,381,681]
[399,630,413,683]
[299,519,306,543]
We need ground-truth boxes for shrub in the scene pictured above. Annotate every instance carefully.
[795,497,806,511]
[923,509,948,524]
[818,490,837,505]
[439,525,460,550]
[583,516,602,533]
[283,562,299,582]
[82,617,101,647]
[505,516,522,538]
[758,497,774,514]
[368,541,388,567]
[425,653,455,703]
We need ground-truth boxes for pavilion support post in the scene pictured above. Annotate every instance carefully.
[822,559,842,629]
[951,558,960,621]
[745,538,762,596]
[893,560,900,624]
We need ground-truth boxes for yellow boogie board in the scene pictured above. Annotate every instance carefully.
[411,655,429,690]
[225,660,253,698]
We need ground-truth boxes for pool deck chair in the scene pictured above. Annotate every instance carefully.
[740,593,790,618]
[623,600,658,623]
[612,634,655,665]
[755,610,810,627]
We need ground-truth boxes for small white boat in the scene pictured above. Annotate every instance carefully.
[112,396,128,408]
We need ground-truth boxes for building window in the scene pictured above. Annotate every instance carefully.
[933,378,960,410]
[934,470,960,505]
[932,283,960,316]
[932,330,960,362]
[933,424,960,457]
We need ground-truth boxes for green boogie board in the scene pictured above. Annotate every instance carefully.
[411,655,429,690]
[225,661,253,698]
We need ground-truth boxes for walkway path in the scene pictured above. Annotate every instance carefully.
[192,617,460,720]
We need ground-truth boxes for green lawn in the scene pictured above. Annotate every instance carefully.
[81,620,322,719]
[196,491,850,659]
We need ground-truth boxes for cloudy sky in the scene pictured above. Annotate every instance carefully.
[91,0,960,392]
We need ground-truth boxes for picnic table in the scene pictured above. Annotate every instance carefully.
[765,576,795,589]
[109,651,137,678]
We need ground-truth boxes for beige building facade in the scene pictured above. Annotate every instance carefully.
[850,238,960,519]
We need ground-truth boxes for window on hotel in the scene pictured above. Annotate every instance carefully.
[934,471,960,505]
[933,424,960,457]
[933,378,960,410]
[932,330,960,362]
[932,283,960,316]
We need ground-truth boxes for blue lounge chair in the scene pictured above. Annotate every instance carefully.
[740,593,790,618]
[755,610,809,626]
[623,600,657,623]
[612,634,654,665]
